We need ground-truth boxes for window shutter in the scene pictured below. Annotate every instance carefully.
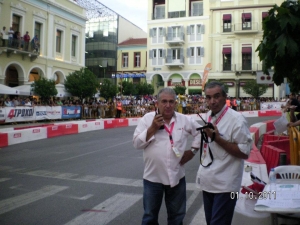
[163,28,166,36]
[201,25,205,34]
[180,48,184,60]
[167,27,172,41]
[187,26,191,35]
[200,47,204,57]
[187,48,191,57]
[192,2,200,16]
[167,49,172,63]
[149,28,153,37]
[163,49,166,58]
[149,50,153,59]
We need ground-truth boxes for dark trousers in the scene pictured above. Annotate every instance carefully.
[116,109,121,118]
[142,177,186,225]
[202,191,237,225]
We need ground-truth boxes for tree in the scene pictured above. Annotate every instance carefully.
[99,79,117,101]
[121,81,138,96]
[242,80,268,98]
[173,85,186,95]
[256,0,300,92]
[64,67,100,100]
[136,82,154,95]
[31,77,57,103]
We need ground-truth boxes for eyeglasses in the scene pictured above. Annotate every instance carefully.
[160,100,175,105]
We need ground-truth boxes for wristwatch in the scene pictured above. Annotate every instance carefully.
[191,147,198,155]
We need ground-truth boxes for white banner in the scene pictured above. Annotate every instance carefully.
[35,106,61,120]
[260,102,284,110]
[5,107,35,123]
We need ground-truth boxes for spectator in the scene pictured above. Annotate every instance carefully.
[4,97,13,107]
[8,27,14,47]
[0,26,7,46]
[24,98,32,106]
[31,34,39,53]
[23,31,30,51]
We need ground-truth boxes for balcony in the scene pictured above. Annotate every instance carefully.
[166,32,185,46]
[0,45,39,61]
[233,22,259,34]
[165,57,185,68]
[235,63,258,74]
[222,64,234,72]
[168,11,186,18]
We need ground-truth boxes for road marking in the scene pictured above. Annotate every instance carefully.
[64,193,142,225]
[0,178,11,182]
[186,190,201,212]
[0,185,68,215]
[56,140,133,162]
[18,168,199,190]
[64,194,94,201]
[189,204,206,225]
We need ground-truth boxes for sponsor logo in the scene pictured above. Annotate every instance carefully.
[36,111,47,116]
[63,108,81,115]
[52,126,58,130]
[8,109,34,119]
[33,129,40,133]
[95,122,100,125]
[66,124,72,128]
[82,124,87,128]
[14,133,21,138]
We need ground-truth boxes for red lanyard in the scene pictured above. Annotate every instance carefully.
[208,106,229,125]
[164,122,175,146]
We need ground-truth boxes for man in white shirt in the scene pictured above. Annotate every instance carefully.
[196,81,252,225]
[133,88,201,225]
[0,26,7,46]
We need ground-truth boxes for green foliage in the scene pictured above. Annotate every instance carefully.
[136,82,154,95]
[173,85,186,95]
[99,79,117,101]
[256,0,300,92]
[242,80,268,98]
[64,67,100,99]
[121,81,138,96]
[189,89,202,95]
[31,77,57,102]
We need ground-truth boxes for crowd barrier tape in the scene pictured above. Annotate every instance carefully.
[0,133,8,147]
[7,127,47,145]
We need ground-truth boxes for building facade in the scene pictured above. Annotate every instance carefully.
[146,0,284,98]
[116,38,147,89]
[209,0,283,98]
[0,0,86,87]
[146,0,210,95]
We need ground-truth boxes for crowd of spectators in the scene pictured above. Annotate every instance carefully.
[0,26,39,52]
[1,94,299,121]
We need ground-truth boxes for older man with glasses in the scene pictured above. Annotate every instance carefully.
[133,87,201,225]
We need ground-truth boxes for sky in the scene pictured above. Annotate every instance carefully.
[99,0,148,32]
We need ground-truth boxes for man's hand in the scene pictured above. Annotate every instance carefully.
[151,113,164,130]
[179,150,195,165]
[204,124,219,139]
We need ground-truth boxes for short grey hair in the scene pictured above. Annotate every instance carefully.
[204,81,227,97]
[157,88,176,101]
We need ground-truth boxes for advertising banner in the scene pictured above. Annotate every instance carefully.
[61,106,81,119]
[35,106,61,120]
[4,107,35,123]
[260,102,284,110]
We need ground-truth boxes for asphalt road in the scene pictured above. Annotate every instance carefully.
[0,116,279,225]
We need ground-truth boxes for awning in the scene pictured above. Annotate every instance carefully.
[242,47,252,53]
[222,47,231,54]
[242,13,251,19]
[262,12,268,19]
[223,14,231,20]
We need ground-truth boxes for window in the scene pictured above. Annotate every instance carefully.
[190,25,195,35]
[242,47,252,70]
[223,14,232,32]
[242,13,252,30]
[159,49,163,58]
[155,5,165,19]
[153,28,157,37]
[172,49,180,60]
[134,52,140,67]
[197,25,201,34]
[159,27,164,37]
[191,1,203,16]
[262,12,268,21]
[153,49,157,58]
[222,47,231,71]
[71,35,77,57]
[12,15,21,33]
[122,53,128,67]
[190,47,194,57]
[56,30,62,53]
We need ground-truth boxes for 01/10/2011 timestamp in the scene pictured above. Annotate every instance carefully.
[230,191,276,200]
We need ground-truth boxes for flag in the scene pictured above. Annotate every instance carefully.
[202,63,212,91]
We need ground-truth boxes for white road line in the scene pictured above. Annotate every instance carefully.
[56,140,133,162]
[19,169,199,190]
[64,193,142,225]
[0,178,11,182]
[189,205,206,225]
[0,185,68,215]
[186,190,201,212]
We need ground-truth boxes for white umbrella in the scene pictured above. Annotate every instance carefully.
[55,84,72,97]
[14,81,34,96]
[0,84,20,95]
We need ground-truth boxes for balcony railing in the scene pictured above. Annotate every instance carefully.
[0,43,39,61]
[165,57,185,68]
[222,64,234,71]
[168,11,186,18]
[235,63,258,72]
[233,22,259,34]
[166,32,185,45]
